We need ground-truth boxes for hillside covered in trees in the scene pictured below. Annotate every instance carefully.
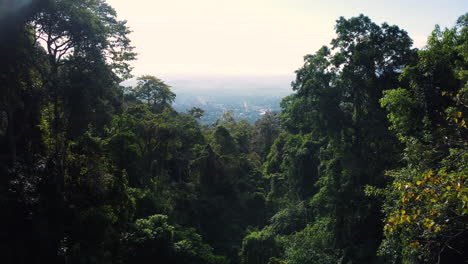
[0,1,467,263]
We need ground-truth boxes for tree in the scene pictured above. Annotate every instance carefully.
[188,107,205,119]
[4,3,466,263]
[252,111,280,160]
[377,13,468,263]
[134,75,175,110]
[1,0,136,262]
[122,214,226,264]
[239,228,282,264]
[268,14,416,262]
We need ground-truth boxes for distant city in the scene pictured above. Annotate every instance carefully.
[126,74,294,124]
[173,92,286,124]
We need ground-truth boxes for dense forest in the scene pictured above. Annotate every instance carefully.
[1,1,467,263]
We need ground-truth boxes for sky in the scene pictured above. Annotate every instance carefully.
[107,0,467,78]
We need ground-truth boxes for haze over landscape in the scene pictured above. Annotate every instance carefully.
[110,0,467,122]
[108,0,465,77]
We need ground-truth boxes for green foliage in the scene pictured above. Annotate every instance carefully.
[212,125,239,156]
[380,154,468,262]
[239,228,282,264]
[283,222,341,264]
[133,75,175,111]
[267,257,287,264]
[263,13,417,263]
[216,110,254,154]
[377,14,468,263]
[380,88,420,140]
[188,107,205,119]
[2,1,467,263]
[269,202,308,235]
[252,111,280,160]
[108,104,204,187]
[122,214,226,264]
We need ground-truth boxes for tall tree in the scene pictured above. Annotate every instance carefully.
[378,13,468,263]
[266,14,417,263]
[133,75,175,111]
[1,1,136,262]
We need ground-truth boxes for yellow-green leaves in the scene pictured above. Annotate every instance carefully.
[383,166,467,260]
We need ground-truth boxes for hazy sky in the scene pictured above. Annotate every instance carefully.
[107,0,467,77]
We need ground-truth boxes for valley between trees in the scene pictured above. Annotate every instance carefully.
[0,1,467,263]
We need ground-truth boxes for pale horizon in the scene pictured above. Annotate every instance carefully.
[107,0,467,78]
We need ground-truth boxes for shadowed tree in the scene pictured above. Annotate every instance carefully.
[188,107,205,119]
[134,75,175,111]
